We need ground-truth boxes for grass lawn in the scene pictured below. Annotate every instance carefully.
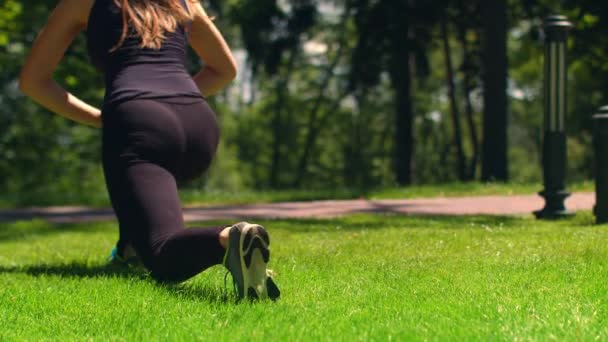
[0,180,595,209]
[1,213,607,340]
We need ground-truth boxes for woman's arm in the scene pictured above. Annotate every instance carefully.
[19,0,101,128]
[187,2,238,97]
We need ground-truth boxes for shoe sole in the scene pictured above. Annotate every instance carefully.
[228,223,271,300]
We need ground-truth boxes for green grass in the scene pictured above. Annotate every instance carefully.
[1,181,593,209]
[368,180,594,199]
[180,180,596,206]
[1,213,607,340]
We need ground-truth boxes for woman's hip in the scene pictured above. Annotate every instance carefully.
[101,97,220,179]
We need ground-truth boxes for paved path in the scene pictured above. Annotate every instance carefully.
[0,192,595,224]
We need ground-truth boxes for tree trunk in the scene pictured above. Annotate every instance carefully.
[440,14,466,180]
[389,3,414,185]
[458,26,480,180]
[269,51,297,188]
[481,0,508,181]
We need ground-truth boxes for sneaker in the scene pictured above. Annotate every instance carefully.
[108,243,141,267]
[223,222,280,300]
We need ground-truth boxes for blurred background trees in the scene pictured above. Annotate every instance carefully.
[1,0,606,205]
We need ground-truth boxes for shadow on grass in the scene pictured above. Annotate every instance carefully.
[258,214,527,233]
[565,211,596,227]
[0,261,233,304]
[3,212,593,245]
[0,262,142,279]
[275,211,598,232]
[159,282,232,303]
[0,215,529,243]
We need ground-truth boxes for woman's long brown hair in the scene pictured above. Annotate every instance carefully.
[110,0,194,52]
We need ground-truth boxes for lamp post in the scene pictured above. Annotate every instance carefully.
[593,106,608,224]
[534,15,573,219]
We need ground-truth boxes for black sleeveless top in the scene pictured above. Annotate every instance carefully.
[86,0,203,106]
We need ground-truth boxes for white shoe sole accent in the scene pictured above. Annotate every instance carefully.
[239,224,270,299]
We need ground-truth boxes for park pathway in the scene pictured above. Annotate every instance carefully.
[0,192,595,224]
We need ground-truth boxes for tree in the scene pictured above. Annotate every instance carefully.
[481,0,509,181]
[349,0,433,185]
[228,0,317,188]
[440,9,466,180]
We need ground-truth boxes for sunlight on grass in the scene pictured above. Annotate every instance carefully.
[1,213,607,339]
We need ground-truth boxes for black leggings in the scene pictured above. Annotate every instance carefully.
[102,98,225,282]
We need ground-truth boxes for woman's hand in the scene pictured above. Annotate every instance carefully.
[187,1,238,97]
[19,0,102,128]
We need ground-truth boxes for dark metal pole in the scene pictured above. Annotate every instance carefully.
[593,106,608,223]
[534,15,573,219]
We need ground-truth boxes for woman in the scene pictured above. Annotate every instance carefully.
[19,0,279,300]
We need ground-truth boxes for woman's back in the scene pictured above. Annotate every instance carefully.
[86,0,202,106]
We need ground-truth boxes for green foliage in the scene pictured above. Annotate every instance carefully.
[0,0,106,204]
[0,0,602,205]
[1,214,608,339]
